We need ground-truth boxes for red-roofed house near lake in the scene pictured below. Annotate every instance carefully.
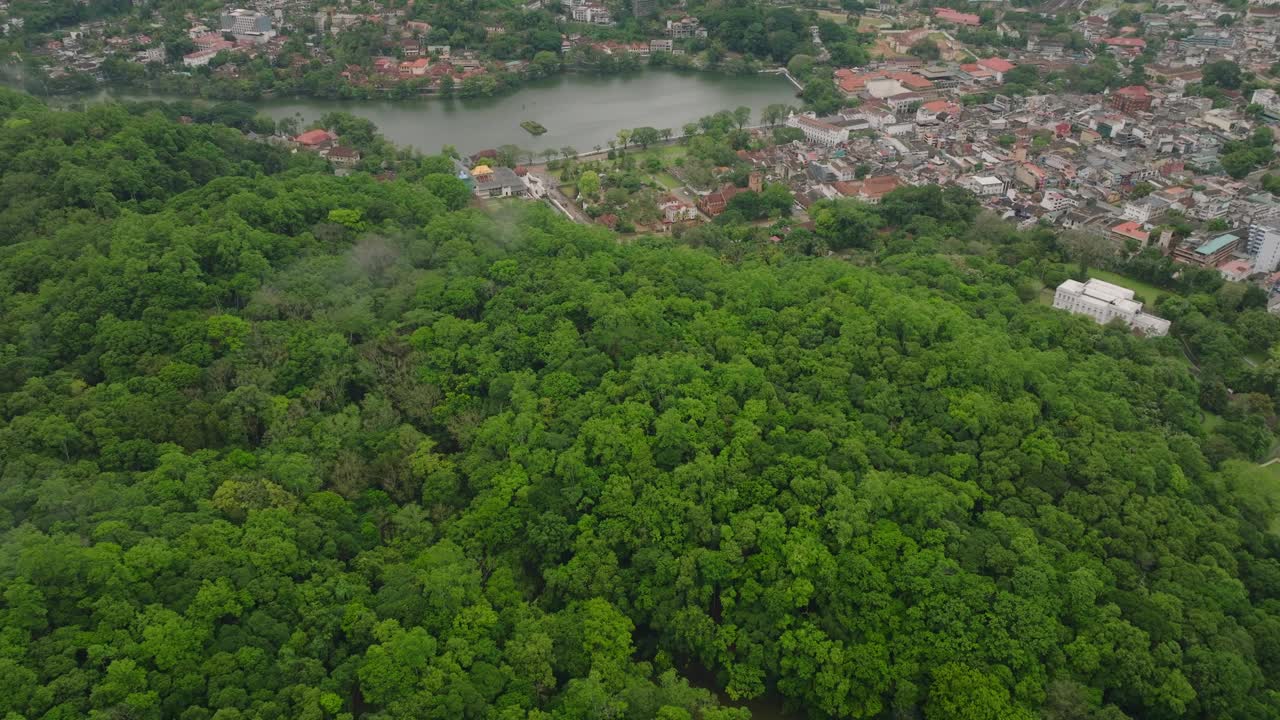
[295,129,337,149]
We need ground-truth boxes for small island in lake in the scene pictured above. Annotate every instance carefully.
[520,120,547,135]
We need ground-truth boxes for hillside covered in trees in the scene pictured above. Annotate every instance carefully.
[1,88,1279,720]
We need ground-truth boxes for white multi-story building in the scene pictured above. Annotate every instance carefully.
[1121,196,1168,224]
[1253,88,1280,120]
[1053,279,1170,336]
[221,8,273,43]
[965,175,1006,196]
[785,114,849,146]
[1249,223,1280,274]
[1040,191,1076,212]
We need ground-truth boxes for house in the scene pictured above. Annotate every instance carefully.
[1110,85,1153,113]
[934,8,980,26]
[1252,89,1280,121]
[1102,37,1146,56]
[916,99,959,124]
[965,175,1006,196]
[698,184,747,216]
[976,57,1015,82]
[295,129,337,148]
[1110,220,1150,245]
[323,146,361,167]
[650,39,673,53]
[832,175,900,204]
[183,48,222,67]
[660,196,698,222]
[1040,191,1075,212]
[1122,196,1167,224]
[472,166,527,198]
[1015,162,1045,190]
[1053,278,1170,336]
[399,58,430,76]
[666,17,704,38]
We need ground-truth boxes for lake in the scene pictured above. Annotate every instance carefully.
[56,70,800,155]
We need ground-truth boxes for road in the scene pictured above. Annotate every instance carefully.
[541,177,593,224]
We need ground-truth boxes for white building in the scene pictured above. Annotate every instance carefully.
[786,114,849,146]
[1253,88,1280,120]
[1249,222,1280,274]
[1040,191,1076,212]
[571,4,610,22]
[965,175,1006,196]
[1121,196,1167,224]
[182,48,219,67]
[222,9,271,34]
[1053,278,1170,336]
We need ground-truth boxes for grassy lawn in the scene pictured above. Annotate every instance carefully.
[1086,269,1173,304]
[632,144,688,162]
[1232,460,1280,533]
[651,172,682,190]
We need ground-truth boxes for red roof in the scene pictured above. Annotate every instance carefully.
[978,57,1015,73]
[1111,221,1149,242]
[1114,85,1150,97]
[934,8,980,25]
[1103,37,1146,47]
[295,129,334,146]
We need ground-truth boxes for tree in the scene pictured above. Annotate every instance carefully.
[787,54,815,79]
[732,105,752,129]
[578,170,601,199]
[1202,59,1242,89]
[1063,228,1116,273]
[761,103,793,126]
[631,127,661,149]
[909,38,941,61]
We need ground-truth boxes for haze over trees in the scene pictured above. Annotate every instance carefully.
[1,88,1279,720]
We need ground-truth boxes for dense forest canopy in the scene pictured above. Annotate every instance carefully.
[1,88,1279,720]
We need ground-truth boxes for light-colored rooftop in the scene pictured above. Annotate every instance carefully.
[1081,278,1136,303]
[1196,233,1239,255]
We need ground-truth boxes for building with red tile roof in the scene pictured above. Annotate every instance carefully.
[1110,221,1150,245]
[295,129,337,147]
[1110,85,1152,113]
[977,57,1014,73]
[934,8,980,26]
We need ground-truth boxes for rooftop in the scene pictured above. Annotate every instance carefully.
[1196,234,1239,256]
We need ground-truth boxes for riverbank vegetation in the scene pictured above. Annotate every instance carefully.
[3,87,1280,720]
